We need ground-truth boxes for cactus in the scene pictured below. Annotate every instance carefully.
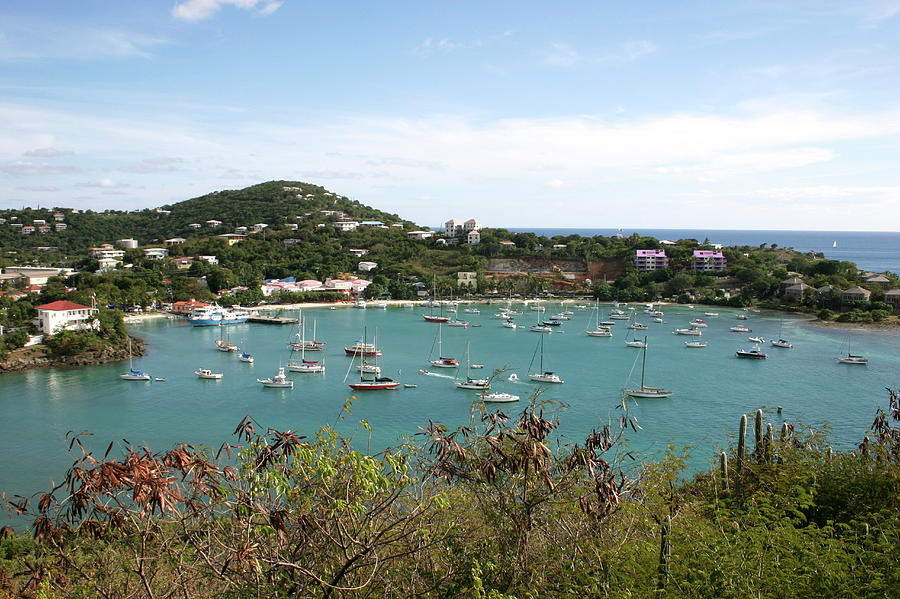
[736,414,747,496]
[754,409,764,462]
[657,514,671,591]
[720,451,729,491]
[765,423,774,463]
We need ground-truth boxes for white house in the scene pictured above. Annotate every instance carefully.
[143,247,169,260]
[348,248,370,257]
[358,261,378,272]
[444,219,464,237]
[334,220,359,232]
[251,223,269,232]
[206,220,222,228]
[117,238,138,249]
[165,237,187,246]
[467,230,481,245]
[197,255,218,265]
[90,244,125,260]
[463,218,482,233]
[408,230,433,240]
[35,300,98,334]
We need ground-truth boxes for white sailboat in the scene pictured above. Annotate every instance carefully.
[771,320,792,348]
[684,331,707,348]
[455,341,490,390]
[624,314,647,347]
[837,336,867,365]
[527,334,563,383]
[427,323,459,368]
[624,337,674,398]
[287,316,325,373]
[586,299,613,337]
[119,337,150,380]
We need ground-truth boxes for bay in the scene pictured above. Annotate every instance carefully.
[2,304,898,520]
[505,228,900,274]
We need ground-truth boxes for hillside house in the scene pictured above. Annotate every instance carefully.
[165,237,186,246]
[842,286,872,303]
[690,250,727,272]
[206,220,222,228]
[35,300,98,334]
[90,244,125,260]
[407,230,433,240]
[634,249,668,271]
[467,230,481,245]
[217,234,246,246]
[334,221,359,232]
[358,261,378,272]
[117,238,138,249]
[143,247,169,260]
[885,288,900,311]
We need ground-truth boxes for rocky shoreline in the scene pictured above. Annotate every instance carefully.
[0,336,145,374]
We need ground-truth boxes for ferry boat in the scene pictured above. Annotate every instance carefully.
[189,304,251,326]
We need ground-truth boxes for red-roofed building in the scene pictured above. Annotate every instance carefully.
[35,300,98,334]
[170,299,209,314]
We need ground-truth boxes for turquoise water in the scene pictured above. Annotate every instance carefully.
[2,304,899,515]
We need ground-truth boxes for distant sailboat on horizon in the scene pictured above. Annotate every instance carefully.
[833,240,838,248]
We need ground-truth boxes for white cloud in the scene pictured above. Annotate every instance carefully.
[171,0,283,21]
[544,179,568,188]
[0,26,167,61]
[77,178,130,189]
[543,39,658,68]
[118,157,185,174]
[23,147,74,158]
[0,161,82,176]
[542,43,580,67]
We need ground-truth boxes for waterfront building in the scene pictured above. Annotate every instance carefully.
[783,282,810,301]
[634,249,668,271]
[842,286,872,303]
[458,271,477,289]
[885,288,900,312]
[35,300,98,334]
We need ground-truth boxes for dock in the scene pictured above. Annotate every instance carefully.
[248,315,298,325]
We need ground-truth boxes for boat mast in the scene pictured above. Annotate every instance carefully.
[640,336,648,389]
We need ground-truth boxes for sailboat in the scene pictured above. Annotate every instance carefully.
[427,323,458,368]
[833,240,838,248]
[423,275,450,323]
[585,299,613,337]
[624,314,647,347]
[215,327,238,352]
[684,331,707,348]
[287,316,325,373]
[455,341,489,390]
[837,336,867,365]
[527,334,563,383]
[119,337,150,380]
[624,337,674,398]
[289,311,324,351]
[771,319,792,348]
[347,329,399,390]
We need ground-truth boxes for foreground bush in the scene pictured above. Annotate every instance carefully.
[2,392,900,597]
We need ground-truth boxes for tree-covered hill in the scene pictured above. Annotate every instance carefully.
[0,180,412,254]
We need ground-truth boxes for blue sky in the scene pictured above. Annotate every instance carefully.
[2,0,900,230]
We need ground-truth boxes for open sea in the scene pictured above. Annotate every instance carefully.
[2,304,899,528]
[507,229,900,274]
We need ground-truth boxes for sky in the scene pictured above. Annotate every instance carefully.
[1,1,900,231]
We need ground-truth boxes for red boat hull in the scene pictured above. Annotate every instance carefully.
[348,381,400,390]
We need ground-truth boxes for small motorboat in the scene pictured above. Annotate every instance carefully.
[748,336,765,344]
[195,368,223,379]
[238,352,254,363]
[736,347,767,359]
[481,392,520,403]
[154,377,167,382]
[258,367,294,388]
[404,383,417,388]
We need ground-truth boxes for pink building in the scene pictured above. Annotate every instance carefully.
[691,250,727,272]
[634,249,668,271]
